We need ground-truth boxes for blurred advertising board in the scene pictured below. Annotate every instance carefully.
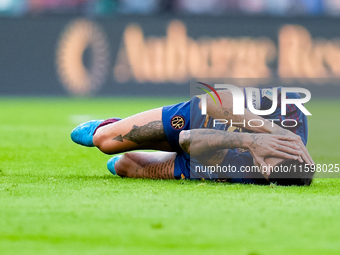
[0,16,340,96]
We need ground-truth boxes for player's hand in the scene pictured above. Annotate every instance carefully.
[246,134,303,170]
[289,134,314,165]
[271,126,314,165]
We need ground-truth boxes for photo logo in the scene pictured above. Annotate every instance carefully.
[200,84,311,116]
[197,82,223,107]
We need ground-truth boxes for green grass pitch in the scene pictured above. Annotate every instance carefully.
[0,97,340,255]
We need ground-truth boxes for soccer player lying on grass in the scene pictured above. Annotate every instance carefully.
[71,87,314,185]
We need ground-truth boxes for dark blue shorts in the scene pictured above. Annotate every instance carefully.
[161,97,209,152]
[161,100,191,154]
[162,97,227,179]
[162,99,192,179]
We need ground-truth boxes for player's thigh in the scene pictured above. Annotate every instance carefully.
[93,107,172,154]
[115,151,176,179]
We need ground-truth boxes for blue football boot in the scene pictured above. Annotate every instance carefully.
[70,120,104,147]
[107,155,122,175]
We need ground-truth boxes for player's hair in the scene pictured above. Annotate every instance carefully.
[268,159,315,186]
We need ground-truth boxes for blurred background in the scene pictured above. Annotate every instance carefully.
[1,0,340,97]
[2,0,340,16]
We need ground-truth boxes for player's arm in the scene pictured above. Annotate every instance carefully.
[179,129,302,167]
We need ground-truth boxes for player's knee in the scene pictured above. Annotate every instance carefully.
[178,130,185,146]
[179,130,190,153]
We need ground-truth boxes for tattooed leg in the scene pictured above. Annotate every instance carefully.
[114,152,176,179]
[93,107,172,154]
